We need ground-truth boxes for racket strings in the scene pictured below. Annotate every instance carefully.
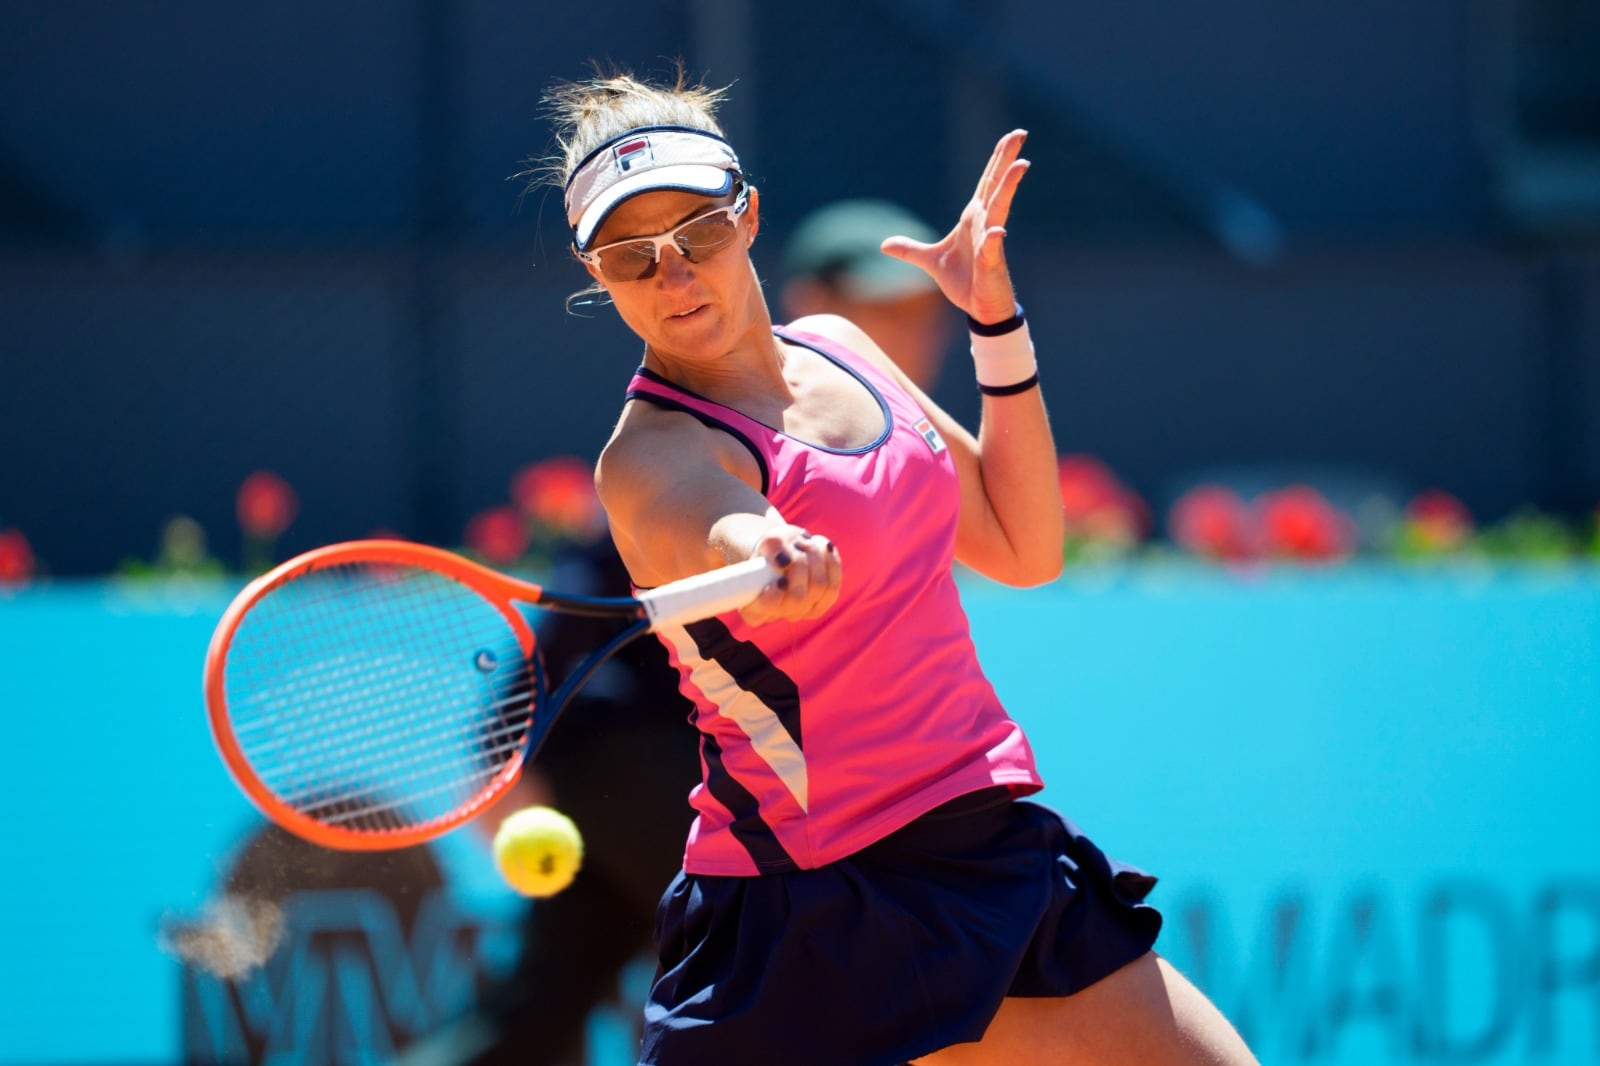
[280,697,535,816]
[231,579,494,792]
[242,591,530,831]
[231,659,523,774]
[222,562,538,836]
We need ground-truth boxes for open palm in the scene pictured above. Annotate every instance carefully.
[880,129,1030,324]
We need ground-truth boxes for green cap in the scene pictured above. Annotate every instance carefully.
[780,199,940,300]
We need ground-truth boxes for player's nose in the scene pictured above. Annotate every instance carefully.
[654,243,696,282]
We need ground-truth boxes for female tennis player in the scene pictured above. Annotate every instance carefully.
[541,68,1257,1066]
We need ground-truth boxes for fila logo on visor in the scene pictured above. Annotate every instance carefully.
[614,137,654,173]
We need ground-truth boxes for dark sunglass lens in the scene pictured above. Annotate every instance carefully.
[605,244,658,282]
[676,216,738,263]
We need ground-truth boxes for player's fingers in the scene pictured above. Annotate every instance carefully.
[789,531,840,619]
[776,532,830,614]
[974,130,1011,201]
[772,530,841,620]
[878,234,947,277]
[775,540,812,605]
[801,534,842,619]
[985,159,1029,228]
[740,571,801,625]
[975,129,1026,202]
[880,233,933,257]
[738,532,792,624]
[978,226,1008,263]
[739,527,835,624]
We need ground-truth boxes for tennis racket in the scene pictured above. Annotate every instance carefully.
[205,539,773,851]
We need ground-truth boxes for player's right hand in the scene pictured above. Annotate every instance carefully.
[740,525,841,625]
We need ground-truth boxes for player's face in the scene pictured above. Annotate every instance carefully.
[579,185,750,282]
[584,187,762,359]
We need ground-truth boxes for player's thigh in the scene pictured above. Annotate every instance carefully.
[912,953,1257,1066]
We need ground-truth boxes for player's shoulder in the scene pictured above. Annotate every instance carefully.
[783,312,871,350]
[782,314,898,376]
[600,393,744,496]
[600,402,690,475]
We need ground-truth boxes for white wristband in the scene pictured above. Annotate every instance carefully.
[970,320,1038,390]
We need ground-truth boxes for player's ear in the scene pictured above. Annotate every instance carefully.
[745,185,760,246]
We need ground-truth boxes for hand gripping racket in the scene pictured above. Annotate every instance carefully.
[204,539,773,851]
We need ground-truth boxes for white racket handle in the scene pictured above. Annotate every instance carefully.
[638,556,778,628]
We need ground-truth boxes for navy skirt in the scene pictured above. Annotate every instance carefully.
[640,788,1163,1066]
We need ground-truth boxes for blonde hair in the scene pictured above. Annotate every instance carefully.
[527,64,733,309]
[534,64,730,193]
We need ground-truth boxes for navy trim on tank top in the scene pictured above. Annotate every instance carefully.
[624,381,772,497]
[771,328,894,454]
[633,329,893,456]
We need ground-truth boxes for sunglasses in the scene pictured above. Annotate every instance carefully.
[577,185,750,282]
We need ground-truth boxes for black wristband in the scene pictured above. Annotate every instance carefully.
[967,303,1026,337]
[977,372,1040,397]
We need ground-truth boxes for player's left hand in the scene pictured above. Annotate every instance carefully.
[879,129,1029,326]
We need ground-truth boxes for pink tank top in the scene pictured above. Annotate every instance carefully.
[625,327,1043,875]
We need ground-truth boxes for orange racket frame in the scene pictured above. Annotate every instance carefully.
[205,539,772,850]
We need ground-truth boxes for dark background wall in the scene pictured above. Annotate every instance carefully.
[2,0,1597,574]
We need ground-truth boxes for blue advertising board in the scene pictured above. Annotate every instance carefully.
[0,564,1595,1064]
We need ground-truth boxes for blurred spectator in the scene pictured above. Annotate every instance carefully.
[779,198,952,391]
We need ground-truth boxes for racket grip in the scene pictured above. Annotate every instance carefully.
[639,556,778,628]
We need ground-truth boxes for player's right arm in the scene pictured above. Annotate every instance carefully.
[597,405,840,624]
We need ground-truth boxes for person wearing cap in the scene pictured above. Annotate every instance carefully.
[779,199,952,392]
[538,68,1257,1066]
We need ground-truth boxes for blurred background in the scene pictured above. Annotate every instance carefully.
[1,2,1597,1065]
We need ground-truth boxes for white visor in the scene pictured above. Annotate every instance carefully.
[564,126,741,251]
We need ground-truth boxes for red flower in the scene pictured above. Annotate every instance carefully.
[1057,455,1120,523]
[464,506,530,567]
[1057,454,1148,546]
[0,528,35,584]
[1256,485,1354,561]
[1402,489,1474,552]
[236,472,298,540]
[1169,485,1257,560]
[512,457,602,538]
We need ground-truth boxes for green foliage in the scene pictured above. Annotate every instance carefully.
[116,516,227,579]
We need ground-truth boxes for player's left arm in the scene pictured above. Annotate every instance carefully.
[800,313,1061,587]
[826,129,1064,587]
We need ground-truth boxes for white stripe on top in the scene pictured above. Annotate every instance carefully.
[657,623,809,813]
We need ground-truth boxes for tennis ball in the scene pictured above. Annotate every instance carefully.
[492,806,584,897]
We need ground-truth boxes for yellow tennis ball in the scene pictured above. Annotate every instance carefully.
[492,806,584,897]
